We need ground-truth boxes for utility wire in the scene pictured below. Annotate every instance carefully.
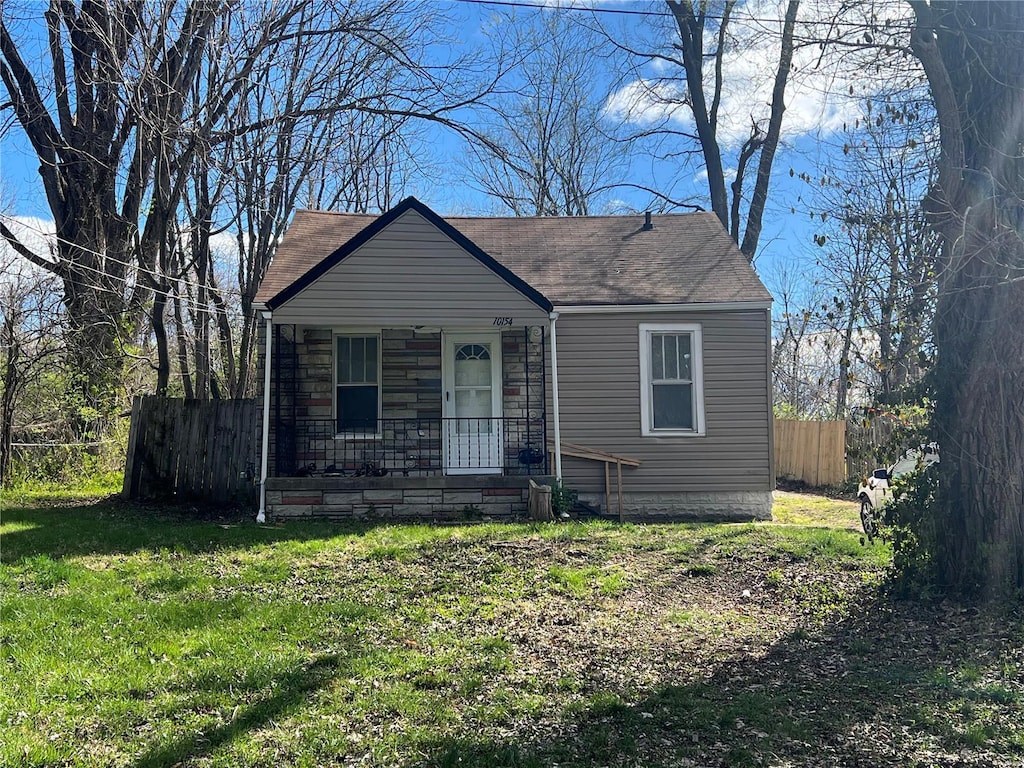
[452,0,914,27]
[454,0,1024,35]
[2,217,249,310]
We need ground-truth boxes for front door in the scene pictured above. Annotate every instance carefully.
[442,332,503,474]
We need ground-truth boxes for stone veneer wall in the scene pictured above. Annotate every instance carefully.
[500,328,548,475]
[266,482,769,523]
[266,475,547,521]
[578,490,773,522]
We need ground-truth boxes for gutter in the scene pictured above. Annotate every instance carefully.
[552,300,772,314]
[257,310,273,523]
[548,311,562,482]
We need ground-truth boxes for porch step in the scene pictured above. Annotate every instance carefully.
[572,500,610,520]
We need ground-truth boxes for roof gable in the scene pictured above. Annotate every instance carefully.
[263,197,552,312]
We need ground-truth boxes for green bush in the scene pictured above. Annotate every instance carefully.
[550,480,578,517]
[882,464,940,595]
[2,417,127,497]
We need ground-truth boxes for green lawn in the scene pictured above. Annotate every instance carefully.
[1,492,1022,767]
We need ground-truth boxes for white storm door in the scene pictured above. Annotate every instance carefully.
[442,333,503,474]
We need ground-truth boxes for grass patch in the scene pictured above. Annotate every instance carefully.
[771,490,861,530]
[1,492,1021,767]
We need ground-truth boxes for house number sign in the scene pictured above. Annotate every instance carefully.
[492,317,513,326]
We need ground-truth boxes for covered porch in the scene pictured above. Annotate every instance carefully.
[253,198,565,522]
[259,323,557,521]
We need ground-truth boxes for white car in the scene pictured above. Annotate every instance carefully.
[857,445,939,541]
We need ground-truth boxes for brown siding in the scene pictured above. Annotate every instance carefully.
[271,209,549,326]
[548,310,772,495]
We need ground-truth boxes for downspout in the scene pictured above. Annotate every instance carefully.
[548,311,563,482]
[257,310,273,523]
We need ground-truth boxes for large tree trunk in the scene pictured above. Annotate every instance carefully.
[910,0,1024,598]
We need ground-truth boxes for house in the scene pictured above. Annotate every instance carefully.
[252,197,773,523]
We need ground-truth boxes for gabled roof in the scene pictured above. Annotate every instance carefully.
[260,197,551,312]
[255,196,772,309]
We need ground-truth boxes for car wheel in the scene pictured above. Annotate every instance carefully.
[859,498,877,543]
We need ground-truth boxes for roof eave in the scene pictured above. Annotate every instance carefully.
[553,299,772,314]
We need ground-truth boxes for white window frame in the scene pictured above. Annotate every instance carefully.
[333,330,383,439]
[638,322,706,437]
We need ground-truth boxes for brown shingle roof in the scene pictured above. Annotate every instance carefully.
[255,201,772,307]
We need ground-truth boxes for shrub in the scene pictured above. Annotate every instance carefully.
[882,463,941,595]
[550,480,578,517]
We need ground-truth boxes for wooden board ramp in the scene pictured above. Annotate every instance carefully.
[547,441,641,522]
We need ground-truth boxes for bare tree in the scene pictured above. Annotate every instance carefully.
[807,105,939,417]
[598,0,798,256]
[189,1,442,399]
[2,0,508,408]
[0,0,228,429]
[466,10,626,216]
[908,0,1024,598]
[0,258,64,486]
[769,261,829,417]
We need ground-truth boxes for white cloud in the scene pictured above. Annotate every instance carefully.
[603,79,688,126]
[0,217,61,302]
[0,216,56,263]
[694,167,738,184]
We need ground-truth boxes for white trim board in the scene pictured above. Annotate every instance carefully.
[638,322,706,437]
[554,301,771,314]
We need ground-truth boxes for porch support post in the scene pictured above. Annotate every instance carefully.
[257,310,273,523]
[548,311,563,482]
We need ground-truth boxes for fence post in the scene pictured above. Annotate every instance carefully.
[122,395,142,498]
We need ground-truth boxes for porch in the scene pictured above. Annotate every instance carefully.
[261,324,554,521]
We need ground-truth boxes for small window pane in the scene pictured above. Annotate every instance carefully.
[364,337,378,384]
[337,385,378,431]
[456,358,491,387]
[651,335,664,380]
[663,334,678,380]
[454,388,492,419]
[350,337,365,382]
[456,344,490,361]
[652,383,693,430]
[677,334,692,380]
[337,337,350,382]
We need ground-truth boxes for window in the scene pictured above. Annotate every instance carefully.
[639,323,705,436]
[335,334,380,432]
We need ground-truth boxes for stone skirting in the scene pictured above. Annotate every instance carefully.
[578,490,773,522]
[266,478,770,523]
[265,475,553,521]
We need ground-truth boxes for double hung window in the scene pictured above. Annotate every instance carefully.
[335,334,380,433]
[639,323,705,436]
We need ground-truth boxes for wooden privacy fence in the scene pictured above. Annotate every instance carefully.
[123,396,259,504]
[774,419,847,487]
